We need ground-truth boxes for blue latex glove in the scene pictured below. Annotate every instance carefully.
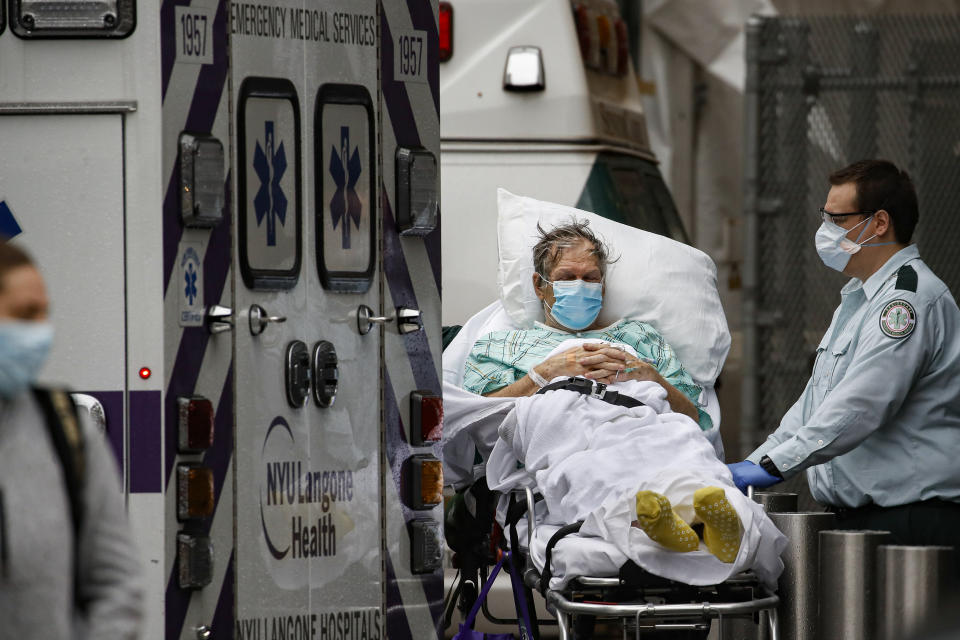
[727,460,781,494]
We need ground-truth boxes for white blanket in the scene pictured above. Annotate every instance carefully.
[486,374,786,589]
[441,301,724,488]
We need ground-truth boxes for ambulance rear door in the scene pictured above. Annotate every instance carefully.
[231,1,384,634]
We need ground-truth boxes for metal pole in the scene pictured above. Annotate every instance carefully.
[741,14,764,459]
[878,545,955,640]
[765,512,836,640]
[754,492,799,513]
[819,530,892,640]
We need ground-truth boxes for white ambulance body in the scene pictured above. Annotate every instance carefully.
[0,2,444,638]
[440,0,687,325]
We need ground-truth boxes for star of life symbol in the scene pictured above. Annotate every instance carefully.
[184,263,198,305]
[329,126,362,249]
[253,121,288,246]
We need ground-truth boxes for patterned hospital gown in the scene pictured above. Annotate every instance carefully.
[463,319,712,431]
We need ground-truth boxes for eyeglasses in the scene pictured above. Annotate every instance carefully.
[818,207,875,225]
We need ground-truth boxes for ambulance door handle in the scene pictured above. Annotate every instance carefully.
[248,304,287,336]
[356,304,393,335]
[205,305,234,334]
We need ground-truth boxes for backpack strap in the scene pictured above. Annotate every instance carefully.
[32,388,85,609]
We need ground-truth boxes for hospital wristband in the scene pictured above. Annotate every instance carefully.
[528,366,550,388]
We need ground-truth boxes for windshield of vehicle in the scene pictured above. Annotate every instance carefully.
[576,151,690,244]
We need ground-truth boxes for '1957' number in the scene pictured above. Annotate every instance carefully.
[395,30,427,83]
[175,7,213,65]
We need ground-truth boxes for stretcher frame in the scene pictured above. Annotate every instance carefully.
[518,487,781,640]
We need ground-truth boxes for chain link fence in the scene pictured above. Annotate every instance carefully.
[742,15,960,501]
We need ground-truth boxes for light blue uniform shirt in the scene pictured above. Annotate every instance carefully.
[748,245,960,508]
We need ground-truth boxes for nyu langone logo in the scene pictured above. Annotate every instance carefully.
[329,126,362,249]
[260,416,355,561]
[253,121,288,246]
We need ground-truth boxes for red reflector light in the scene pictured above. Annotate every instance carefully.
[410,390,442,445]
[439,2,453,62]
[178,396,215,453]
[139,367,152,380]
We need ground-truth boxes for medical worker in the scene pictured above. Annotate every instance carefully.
[729,159,960,573]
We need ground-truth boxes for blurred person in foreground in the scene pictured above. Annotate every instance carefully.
[728,159,960,578]
[0,240,144,639]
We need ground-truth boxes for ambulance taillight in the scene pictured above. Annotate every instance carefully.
[410,455,443,510]
[573,2,630,77]
[177,533,213,590]
[410,519,444,574]
[177,464,215,521]
[178,396,215,453]
[439,2,453,62]
[410,390,442,445]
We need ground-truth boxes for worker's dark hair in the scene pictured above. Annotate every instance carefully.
[0,239,35,291]
[829,159,918,243]
[532,218,616,287]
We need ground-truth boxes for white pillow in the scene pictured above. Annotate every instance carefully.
[496,188,730,385]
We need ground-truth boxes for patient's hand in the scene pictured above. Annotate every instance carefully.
[483,344,631,397]
[535,344,634,383]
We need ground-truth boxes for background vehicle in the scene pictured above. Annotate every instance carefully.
[440,0,687,326]
[0,1,443,637]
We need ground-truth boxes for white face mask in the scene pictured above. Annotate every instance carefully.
[814,215,891,272]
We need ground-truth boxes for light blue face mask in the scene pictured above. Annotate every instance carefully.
[539,275,603,331]
[815,214,895,273]
[0,321,54,398]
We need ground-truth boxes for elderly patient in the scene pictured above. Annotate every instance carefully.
[463,220,710,430]
[465,222,742,563]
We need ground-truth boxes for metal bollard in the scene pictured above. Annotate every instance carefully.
[764,512,836,640]
[878,545,955,640]
[718,493,802,640]
[754,492,798,513]
[819,530,892,640]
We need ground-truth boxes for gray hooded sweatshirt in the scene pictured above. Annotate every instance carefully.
[0,390,144,639]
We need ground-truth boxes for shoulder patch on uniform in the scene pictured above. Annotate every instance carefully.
[879,299,917,338]
[895,264,918,293]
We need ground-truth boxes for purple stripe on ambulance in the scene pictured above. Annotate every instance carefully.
[384,372,446,634]
[129,391,163,493]
[405,0,441,114]
[385,554,416,640]
[380,16,422,149]
[162,0,231,292]
[380,13,442,295]
[382,194,441,392]
[165,366,234,638]
[163,192,232,484]
[211,551,235,640]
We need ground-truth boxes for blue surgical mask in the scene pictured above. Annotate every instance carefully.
[539,275,603,330]
[815,215,894,272]
[0,321,54,398]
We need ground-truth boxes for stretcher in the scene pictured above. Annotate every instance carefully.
[513,486,781,639]
[442,199,783,638]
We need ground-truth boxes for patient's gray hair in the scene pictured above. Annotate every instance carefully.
[532,219,615,282]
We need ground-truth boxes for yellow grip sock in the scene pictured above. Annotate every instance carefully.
[633,490,699,553]
[693,486,743,563]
